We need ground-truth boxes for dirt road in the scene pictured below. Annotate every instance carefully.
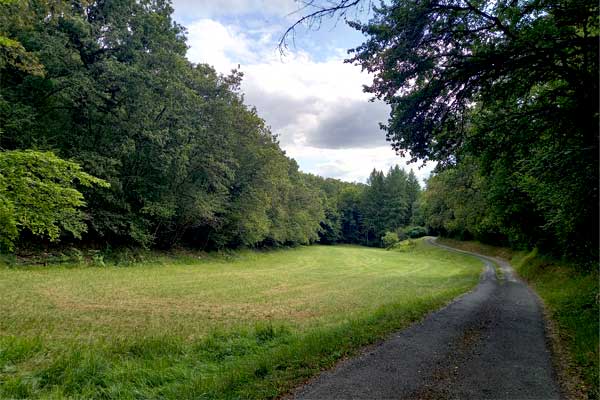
[294,238,560,399]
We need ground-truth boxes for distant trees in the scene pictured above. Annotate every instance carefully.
[308,167,423,247]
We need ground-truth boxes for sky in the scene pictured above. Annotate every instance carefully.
[170,0,435,183]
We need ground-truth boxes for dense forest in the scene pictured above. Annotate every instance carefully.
[1,0,597,264]
[0,0,424,252]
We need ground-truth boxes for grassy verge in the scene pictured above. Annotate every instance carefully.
[438,238,599,399]
[0,240,482,399]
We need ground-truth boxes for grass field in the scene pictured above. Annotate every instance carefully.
[438,238,599,399]
[0,240,482,399]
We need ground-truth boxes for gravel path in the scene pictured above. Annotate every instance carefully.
[294,238,560,399]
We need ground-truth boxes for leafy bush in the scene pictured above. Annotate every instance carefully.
[381,231,400,249]
[400,226,428,239]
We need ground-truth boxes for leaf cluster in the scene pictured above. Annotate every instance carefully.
[0,150,108,250]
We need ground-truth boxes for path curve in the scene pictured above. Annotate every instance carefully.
[293,237,559,399]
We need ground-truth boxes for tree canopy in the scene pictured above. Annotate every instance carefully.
[0,0,424,252]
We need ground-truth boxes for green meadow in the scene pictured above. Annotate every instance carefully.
[0,241,482,399]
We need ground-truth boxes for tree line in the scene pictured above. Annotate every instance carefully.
[3,0,596,261]
[0,0,425,252]
[307,167,423,247]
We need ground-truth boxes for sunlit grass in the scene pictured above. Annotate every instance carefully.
[0,240,482,399]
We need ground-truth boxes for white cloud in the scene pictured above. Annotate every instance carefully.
[240,54,391,149]
[185,19,258,71]
[183,17,435,183]
[284,145,435,184]
[305,100,389,148]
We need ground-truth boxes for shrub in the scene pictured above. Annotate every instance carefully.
[400,226,428,239]
[381,231,400,249]
[395,239,417,252]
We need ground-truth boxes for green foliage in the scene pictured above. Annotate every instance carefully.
[400,226,428,240]
[0,150,108,251]
[0,35,44,76]
[350,0,598,260]
[420,159,497,241]
[394,239,417,252]
[337,185,364,243]
[0,0,45,76]
[0,0,424,252]
[0,1,343,250]
[0,194,17,251]
[381,231,399,249]
[420,153,594,257]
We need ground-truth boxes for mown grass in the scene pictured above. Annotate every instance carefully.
[438,238,599,399]
[0,240,482,399]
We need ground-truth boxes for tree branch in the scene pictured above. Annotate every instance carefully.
[463,0,515,39]
[279,0,366,53]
